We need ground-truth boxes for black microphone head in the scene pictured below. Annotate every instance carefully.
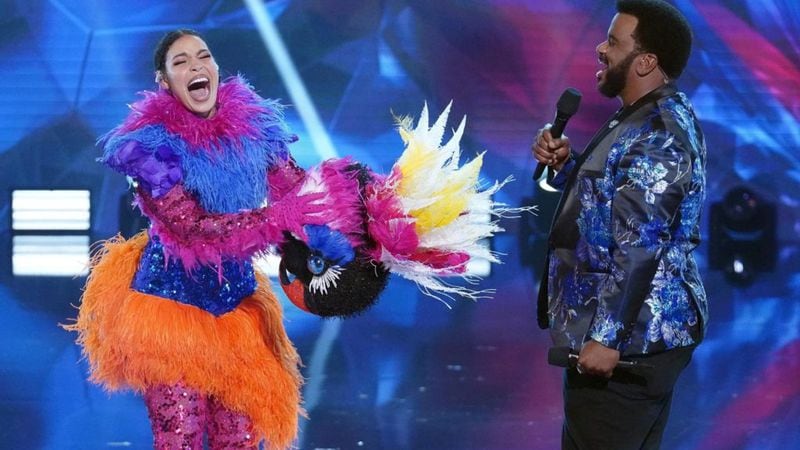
[547,346,573,368]
[556,88,582,117]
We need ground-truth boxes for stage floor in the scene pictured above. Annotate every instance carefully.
[1,254,798,450]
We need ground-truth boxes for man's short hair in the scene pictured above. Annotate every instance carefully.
[617,0,692,79]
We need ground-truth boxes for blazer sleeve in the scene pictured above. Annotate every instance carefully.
[547,152,578,190]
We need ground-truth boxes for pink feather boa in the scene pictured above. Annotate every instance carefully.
[313,158,368,248]
[119,76,276,152]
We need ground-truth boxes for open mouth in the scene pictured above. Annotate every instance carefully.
[187,76,211,102]
[596,62,608,81]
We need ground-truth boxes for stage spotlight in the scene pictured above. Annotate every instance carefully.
[709,186,776,286]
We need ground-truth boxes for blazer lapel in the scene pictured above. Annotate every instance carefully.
[549,84,678,226]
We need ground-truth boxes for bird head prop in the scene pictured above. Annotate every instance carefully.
[275,159,390,317]
[271,103,526,318]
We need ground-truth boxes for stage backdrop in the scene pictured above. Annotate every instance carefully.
[0,1,798,449]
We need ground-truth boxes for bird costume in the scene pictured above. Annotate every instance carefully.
[67,76,521,448]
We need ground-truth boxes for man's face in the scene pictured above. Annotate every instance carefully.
[595,13,640,98]
[158,35,220,118]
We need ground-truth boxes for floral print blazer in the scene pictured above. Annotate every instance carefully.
[538,84,708,355]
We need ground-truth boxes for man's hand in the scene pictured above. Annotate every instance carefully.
[532,125,572,172]
[577,340,620,378]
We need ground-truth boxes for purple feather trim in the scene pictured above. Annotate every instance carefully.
[104,140,182,198]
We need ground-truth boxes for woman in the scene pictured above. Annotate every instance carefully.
[67,29,325,449]
[69,26,524,450]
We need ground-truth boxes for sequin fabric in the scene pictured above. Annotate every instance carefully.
[207,397,258,449]
[145,383,206,449]
[144,382,257,449]
[134,179,328,271]
[132,237,255,316]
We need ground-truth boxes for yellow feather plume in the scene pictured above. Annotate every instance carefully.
[394,102,483,234]
[372,101,532,302]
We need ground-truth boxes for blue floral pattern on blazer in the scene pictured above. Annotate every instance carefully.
[544,86,707,355]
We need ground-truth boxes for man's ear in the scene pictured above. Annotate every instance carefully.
[155,71,170,90]
[636,53,659,76]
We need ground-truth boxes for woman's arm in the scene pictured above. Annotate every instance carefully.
[136,182,326,269]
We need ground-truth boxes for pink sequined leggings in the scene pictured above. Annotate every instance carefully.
[144,382,258,449]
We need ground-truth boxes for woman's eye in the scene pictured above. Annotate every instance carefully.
[307,255,327,275]
[174,60,186,66]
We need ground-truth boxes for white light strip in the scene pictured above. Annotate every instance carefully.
[464,211,492,277]
[12,190,91,230]
[244,0,339,159]
[12,235,90,276]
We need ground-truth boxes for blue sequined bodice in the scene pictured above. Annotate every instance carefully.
[132,236,256,316]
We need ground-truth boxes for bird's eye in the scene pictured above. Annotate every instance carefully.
[307,255,327,275]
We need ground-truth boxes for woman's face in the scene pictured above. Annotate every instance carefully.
[158,35,219,118]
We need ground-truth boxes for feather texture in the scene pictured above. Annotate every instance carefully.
[63,233,302,449]
[306,224,355,265]
[114,75,294,154]
[295,158,366,248]
[100,76,295,214]
[365,103,533,301]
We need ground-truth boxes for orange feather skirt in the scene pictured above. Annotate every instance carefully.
[65,232,303,449]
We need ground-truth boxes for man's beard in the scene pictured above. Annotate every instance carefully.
[598,51,639,98]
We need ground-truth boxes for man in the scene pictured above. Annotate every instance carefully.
[533,1,707,448]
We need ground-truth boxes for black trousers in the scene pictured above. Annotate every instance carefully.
[562,346,695,450]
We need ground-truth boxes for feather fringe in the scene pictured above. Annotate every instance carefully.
[366,103,535,301]
[113,75,293,155]
[63,232,303,449]
[296,158,367,248]
[100,76,295,214]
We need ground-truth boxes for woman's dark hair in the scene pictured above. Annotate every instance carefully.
[153,29,204,73]
[616,0,692,79]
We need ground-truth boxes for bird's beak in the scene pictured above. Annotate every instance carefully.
[281,276,309,313]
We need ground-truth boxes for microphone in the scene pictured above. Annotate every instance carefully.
[547,347,654,371]
[533,88,582,180]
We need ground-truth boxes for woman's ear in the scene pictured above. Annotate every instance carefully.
[155,71,170,90]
